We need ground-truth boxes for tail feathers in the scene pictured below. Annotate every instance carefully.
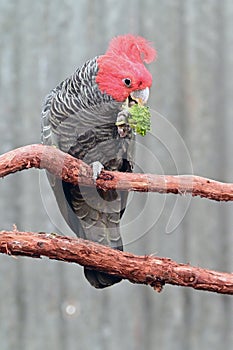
[84,268,122,289]
[49,178,124,288]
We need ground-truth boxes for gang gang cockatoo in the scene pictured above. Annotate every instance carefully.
[41,34,156,288]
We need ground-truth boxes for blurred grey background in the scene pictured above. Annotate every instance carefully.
[0,1,232,349]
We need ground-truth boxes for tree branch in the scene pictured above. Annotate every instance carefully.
[0,145,232,294]
[0,230,232,294]
[0,144,233,201]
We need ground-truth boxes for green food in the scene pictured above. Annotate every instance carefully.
[128,104,151,136]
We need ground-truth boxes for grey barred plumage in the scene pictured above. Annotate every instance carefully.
[41,34,155,288]
[41,56,134,288]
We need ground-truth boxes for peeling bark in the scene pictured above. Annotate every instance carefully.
[0,144,233,201]
[0,230,232,294]
[0,145,232,295]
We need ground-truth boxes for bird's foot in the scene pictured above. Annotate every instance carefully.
[116,110,131,138]
[91,161,104,182]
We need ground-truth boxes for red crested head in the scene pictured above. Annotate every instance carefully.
[96,34,157,102]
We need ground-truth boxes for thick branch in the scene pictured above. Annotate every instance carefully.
[0,230,232,294]
[0,144,233,201]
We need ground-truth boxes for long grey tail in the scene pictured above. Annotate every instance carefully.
[63,182,124,288]
[48,176,123,288]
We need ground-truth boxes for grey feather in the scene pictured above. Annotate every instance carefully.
[41,57,134,288]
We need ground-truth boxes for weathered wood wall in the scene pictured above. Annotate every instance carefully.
[0,1,232,349]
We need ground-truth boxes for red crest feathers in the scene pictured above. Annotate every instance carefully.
[96,35,156,102]
[105,34,157,64]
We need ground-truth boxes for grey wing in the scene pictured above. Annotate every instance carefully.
[41,91,135,288]
[41,90,86,238]
[41,91,131,245]
[41,89,81,152]
[41,91,54,145]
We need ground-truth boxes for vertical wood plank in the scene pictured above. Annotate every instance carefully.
[0,1,232,349]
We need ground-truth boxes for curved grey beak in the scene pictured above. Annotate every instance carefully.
[130,87,150,105]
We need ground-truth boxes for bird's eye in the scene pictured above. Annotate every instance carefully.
[123,78,132,87]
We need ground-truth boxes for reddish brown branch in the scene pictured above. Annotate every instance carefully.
[0,230,232,294]
[0,144,233,201]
